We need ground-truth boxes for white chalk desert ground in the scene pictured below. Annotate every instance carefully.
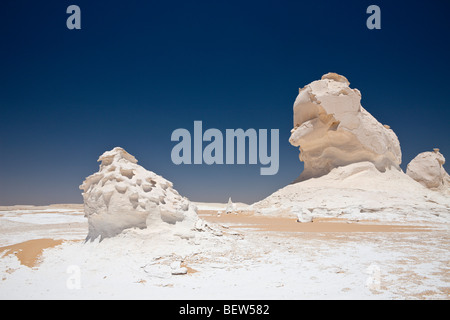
[0,201,448,299]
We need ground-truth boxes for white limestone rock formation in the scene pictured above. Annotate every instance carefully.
[289,72,402,181]
[295,208,313,223]
[406,149,450,192]
[225,197,236,214]
[253,74,450,222]
[80,147,198,241]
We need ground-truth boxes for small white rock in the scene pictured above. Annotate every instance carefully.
[170,261,181,270]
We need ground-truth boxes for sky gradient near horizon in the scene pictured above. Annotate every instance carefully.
[1,0,449,205]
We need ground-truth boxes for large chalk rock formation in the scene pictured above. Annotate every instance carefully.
[253,74,450,222]
[406,149,450,192]
[289,73,402,181]
[80,147,198,241]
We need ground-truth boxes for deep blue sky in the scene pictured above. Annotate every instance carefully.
[0,0,449,205]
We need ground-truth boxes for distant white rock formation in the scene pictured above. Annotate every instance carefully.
[406,149,450,192]
[225,197,236,214]
[289,73,402,181]
[80,147,198,241]
[295,208,313,223]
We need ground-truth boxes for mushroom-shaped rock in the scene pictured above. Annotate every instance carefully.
[290,73,402,182]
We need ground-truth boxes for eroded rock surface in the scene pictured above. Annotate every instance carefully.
[406,149,450,192]
[80,147,198,240]
[290,73,402,181]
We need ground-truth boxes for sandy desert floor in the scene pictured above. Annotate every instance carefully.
[0,204,449,299]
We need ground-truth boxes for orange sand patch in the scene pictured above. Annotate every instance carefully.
[181,261,198,274]
[198,210,431,233]
[0,239,64,268]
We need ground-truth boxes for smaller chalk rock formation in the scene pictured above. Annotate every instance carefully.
[225,197,236,214]
[406,149,450,191]
[289,73,402,182]
[80,147,198,241]
[295,208,313,223]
